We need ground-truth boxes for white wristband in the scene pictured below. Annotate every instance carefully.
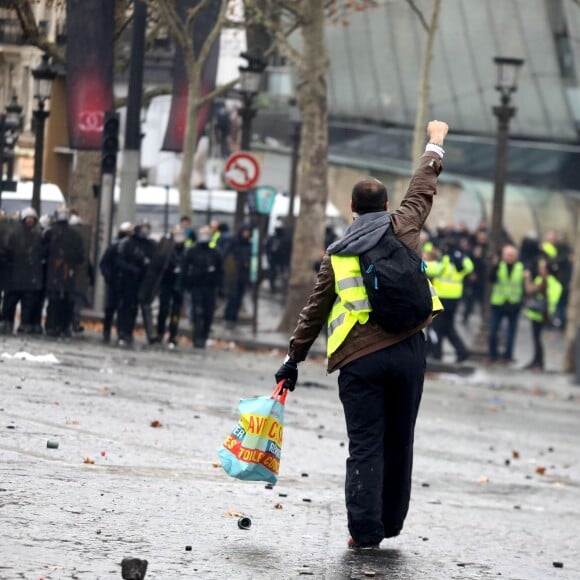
[425,142,445,158]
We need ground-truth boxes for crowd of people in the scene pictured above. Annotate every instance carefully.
[0,206,259,349]
[421,220,571,371]
[0,203,573,367]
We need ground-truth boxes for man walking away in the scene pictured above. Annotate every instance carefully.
[274,121,449,550]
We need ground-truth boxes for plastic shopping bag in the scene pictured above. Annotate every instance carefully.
[218,381,288,484]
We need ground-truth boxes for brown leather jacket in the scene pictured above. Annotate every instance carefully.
[287,152,443,373]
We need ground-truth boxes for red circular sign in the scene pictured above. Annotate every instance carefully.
[224,152,261,190]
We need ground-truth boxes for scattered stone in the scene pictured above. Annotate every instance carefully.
[83,457,95,464]
[273,503,283,510]
[96,530,102,534]
[6,425,16,430]
[505,459,510,466]
[421,483,430,488]
[101,451,106,457]
[552,562,563,568]
[536,466,546,475]
[47,440,59,449]
[278,493,288,497]
[339,442,345,447]
[422,537,429,541]
[193,415,200,419]
[238,517,252,529]
[302,498,312,503]
[150,420,163,428]
[317,434,323,439]
[121,557,148,579]
[513,505,521,510]
[512,450,520,459]
[265,483,274,490]
[301,473,309,477]
[185,545,192,551]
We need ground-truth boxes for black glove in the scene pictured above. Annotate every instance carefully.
[275,358,298,391]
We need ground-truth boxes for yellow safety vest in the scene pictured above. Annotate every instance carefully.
[426,255,474,299]
[541,241,557,259]
[327,256,372,357]
[490,262,524,306]
[525,275,563,323]
[327,255,444,357]
[209,231,221,249]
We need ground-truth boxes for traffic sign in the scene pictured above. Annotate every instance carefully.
[224,151,260,191]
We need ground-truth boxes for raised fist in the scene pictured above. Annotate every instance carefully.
[427,120,449,146]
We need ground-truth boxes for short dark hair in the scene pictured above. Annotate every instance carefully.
[351,178,388,214]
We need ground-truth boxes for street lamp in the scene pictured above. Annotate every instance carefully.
[474,56,524,356]
[31,54,57,215]
[233,51,266,229]
[489,56,524,264]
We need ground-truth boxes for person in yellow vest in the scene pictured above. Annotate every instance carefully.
[488,244,525,364]
[208,219,221,249]
[274,120,448,550]
[425,242,474,363]
[522,260,563,372]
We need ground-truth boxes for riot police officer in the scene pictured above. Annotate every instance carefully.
[156,227,186,348]
[43,206,84,337]
[116,220,157,346]
[99,221,132,343]
[183,226,223,348]
[1,207,44,335]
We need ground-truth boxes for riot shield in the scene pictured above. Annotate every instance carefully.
[138,236,175,304]
[0,218,17,290]
[70,223,93,298]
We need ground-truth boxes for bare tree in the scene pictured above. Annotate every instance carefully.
[409,0,442,162]
[244,0,379,333]
[148,0,232,218]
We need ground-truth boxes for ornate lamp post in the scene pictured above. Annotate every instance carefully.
[474,56,524,355]
[488,56,524,263]
[31,54,57,215]
[233,51,266,229]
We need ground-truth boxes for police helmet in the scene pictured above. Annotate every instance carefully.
[54,205,70,222]
[20,207,38,221]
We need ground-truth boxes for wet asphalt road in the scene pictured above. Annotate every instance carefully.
[1,333,579,580]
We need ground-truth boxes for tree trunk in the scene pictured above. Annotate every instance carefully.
[564,200,579,373]
[411,0,441,162]
[278,1,328,333]
[177,71,201,219]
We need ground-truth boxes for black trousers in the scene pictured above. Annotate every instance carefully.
[45,291,74,336]
[430,298,468,360]
[157,285,183,342]
[338,332,426,546]
[190,286,216,347]
[530,320,544,368]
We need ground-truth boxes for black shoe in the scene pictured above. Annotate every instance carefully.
[456,352,470,363]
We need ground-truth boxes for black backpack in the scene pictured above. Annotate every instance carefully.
[359,226,432,333]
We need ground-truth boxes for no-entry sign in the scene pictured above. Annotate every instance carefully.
[224,152,261,191]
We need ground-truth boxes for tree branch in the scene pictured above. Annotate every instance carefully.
[196,0,229,72]
[185,0,213,30]
[198,78,238,108]
[404,0,429,32]
[149,0,192,56]
[10,0,65,64]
